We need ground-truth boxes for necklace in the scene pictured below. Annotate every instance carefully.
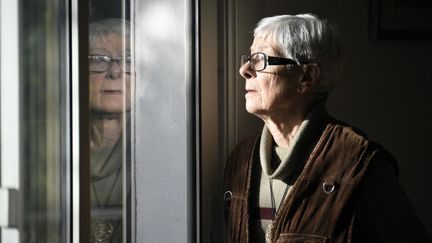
[91,219,114,243]
[90,169,121,243]
[265,179,289,243]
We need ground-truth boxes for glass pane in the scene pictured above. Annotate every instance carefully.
[0,0,70,242]
[88,1,131,242]
[88,0,198,242]
[133,0,197,241]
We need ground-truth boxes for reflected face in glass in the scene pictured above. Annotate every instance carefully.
[89,33,131,114]
[239,36,301,117]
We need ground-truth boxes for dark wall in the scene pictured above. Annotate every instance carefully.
[89,0,130,21]
[235,0,432,235]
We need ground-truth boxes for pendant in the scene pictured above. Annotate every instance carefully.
[91,219,114,243]
[265,223,274,243]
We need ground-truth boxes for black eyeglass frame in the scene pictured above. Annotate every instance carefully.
[88,54,132,74]
[240,52,306,71]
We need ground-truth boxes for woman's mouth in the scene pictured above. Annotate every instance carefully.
[245,89,258,98]
[102,90,122,95]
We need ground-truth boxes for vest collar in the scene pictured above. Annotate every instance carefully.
[259,105,328,180]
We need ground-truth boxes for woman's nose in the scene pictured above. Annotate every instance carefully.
[239,62,256,79]
[106,62,123,79]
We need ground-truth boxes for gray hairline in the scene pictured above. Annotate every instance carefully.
[254,14,324,62]
[253,14,342,96]
[89,18,131,45]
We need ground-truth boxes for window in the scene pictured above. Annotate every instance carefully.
[0,0,198,242]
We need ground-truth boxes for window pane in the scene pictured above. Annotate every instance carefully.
[0,0,70,242]
[133,0,197,241]
[88,2,131,242]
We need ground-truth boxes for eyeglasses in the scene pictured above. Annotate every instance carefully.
[89,55,131,73]
[240,52,301,71]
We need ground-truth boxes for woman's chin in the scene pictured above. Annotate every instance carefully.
[245,105,263,116]
[91,106,131,115]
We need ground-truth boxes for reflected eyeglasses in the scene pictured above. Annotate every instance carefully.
[89,55,132,74]
[240,52,302,71]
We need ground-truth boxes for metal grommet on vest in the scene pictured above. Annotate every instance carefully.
[224,191,233,201]
[322,182,336,194]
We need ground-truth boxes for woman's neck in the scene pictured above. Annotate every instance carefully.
[263,117,302,148]
[260,105,311,148]
[90,113,123,148]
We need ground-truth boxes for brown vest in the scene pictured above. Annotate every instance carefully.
[223,121,384,243]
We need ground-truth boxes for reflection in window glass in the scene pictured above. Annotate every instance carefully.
[14,0,70,242]
[88,17,131,243]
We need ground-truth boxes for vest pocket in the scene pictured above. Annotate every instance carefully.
[276,233,327,243]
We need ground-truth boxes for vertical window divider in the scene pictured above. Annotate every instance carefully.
[71,0,90,242]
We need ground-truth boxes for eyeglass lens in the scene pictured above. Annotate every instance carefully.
[250,53,265,71]
[240,53,266,71]
[89,56,131,73]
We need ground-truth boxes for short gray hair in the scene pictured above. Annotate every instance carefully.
[254,14,342,96]
[89,18,130,46]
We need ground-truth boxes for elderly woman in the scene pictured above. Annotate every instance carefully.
[223,14,431,243]
[88,18,131,243]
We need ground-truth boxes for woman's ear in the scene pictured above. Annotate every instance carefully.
[297,64,320,94]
